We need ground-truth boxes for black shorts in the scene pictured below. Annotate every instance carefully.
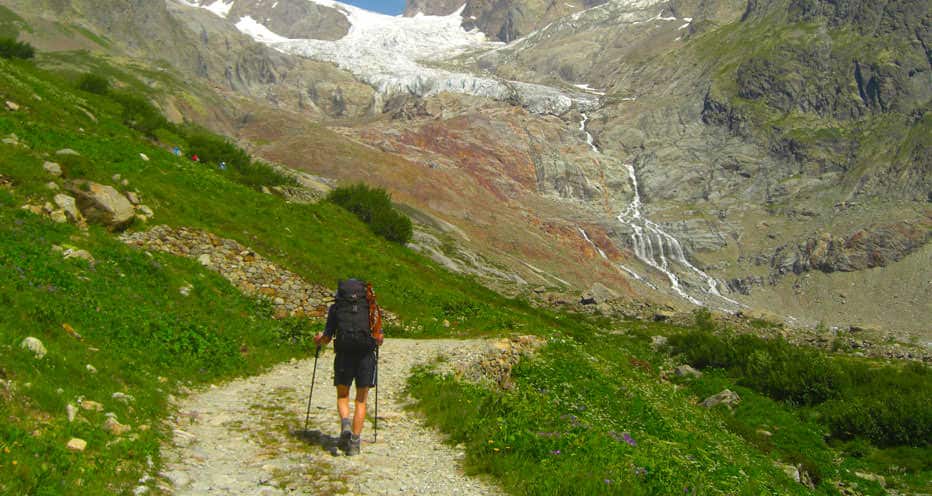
[333,351,377,388]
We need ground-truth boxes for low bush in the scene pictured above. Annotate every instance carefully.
[667,329,931,447]
[109,91,168,137]
[0,37,33,59]
[327,183,413,244]
[183,130,296,188]
[77,73,110,95]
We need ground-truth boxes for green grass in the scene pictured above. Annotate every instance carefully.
[408,316,931,495]
[408,330,809,495]
[0,5,29,39]
[0,207,312,494]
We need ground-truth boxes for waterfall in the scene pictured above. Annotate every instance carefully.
[580,113,737,307]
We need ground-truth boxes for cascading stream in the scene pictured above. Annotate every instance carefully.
[580,113,738,307]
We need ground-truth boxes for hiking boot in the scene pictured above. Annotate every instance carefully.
[346,434,361,456]
[339,418,352,451]
[339,429,352,452]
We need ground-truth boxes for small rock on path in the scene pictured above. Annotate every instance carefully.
[162,339,503,495]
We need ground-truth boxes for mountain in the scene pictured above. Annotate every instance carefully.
[2,0,928,342]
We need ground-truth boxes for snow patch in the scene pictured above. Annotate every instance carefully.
[205,0,234,18]
[573,83,606,96]
[235,16,289,43]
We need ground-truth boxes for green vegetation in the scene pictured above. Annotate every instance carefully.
[76,73,109,95]
[667,329,931,446]
[0,5,29,39]
[411,322,931,495]
[0,37,34,60]
[327,183,414,244]
[408,330,807,495]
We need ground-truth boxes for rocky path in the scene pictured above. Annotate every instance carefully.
[161,339,504,495]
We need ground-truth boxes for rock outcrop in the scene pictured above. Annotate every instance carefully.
[68,181,135,231]
[121,226,333,319]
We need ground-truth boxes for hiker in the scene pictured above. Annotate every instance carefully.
[313,279,383,455]
[191,154,200,162]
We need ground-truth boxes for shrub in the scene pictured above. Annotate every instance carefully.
[327,183,413,244]
[77,73,110,95]
[668,328,932,447]
[0,37,34,59]
[183,130,295,188]
[109,91,168,137]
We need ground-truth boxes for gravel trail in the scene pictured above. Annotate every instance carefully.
[161,339,503,495]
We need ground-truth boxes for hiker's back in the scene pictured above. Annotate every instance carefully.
[333,279,375,353]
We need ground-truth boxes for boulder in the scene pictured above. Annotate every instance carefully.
[62,248,95,264]
[674,364,703,379]
[650,335,668,349]
[66,438,87,452]
[69,181,135,231]
[5,100,20,111]
[56,149,80,156]
[701,389,741,408]
[584,282,619,304]
[66,403,78,422]
[103,416,132,435]
[49,210,68,223]
[125,191,140,205]
[20,337,47,359]
[43,161,62,177]
[54,194,84,224]
[136,205,154,217]
[139,153,149,162]
[46,182,60,190]
[653,310,675,322]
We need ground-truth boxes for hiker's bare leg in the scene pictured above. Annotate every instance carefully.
[336,385,351,420]
[353,387,369,435]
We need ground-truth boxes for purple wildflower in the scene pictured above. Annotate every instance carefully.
[604,479,613,485]
[622,432,637,447]
[551,449,561,455]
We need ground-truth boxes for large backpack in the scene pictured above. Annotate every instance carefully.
[333,279,376,353]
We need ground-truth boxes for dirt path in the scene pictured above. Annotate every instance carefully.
[160,339,503,495]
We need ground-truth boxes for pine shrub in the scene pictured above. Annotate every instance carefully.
[327,183,413,244]
[77,73,110,95]
[0,37,34,59]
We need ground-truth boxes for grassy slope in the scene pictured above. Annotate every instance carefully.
[0,54,596,494]
[410,320,931,495]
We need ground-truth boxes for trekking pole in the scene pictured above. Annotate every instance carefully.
[303,344,321,432]
[374,347,380,443]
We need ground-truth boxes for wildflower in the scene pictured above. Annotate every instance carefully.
[487,439,494,444]
[604,479,612,484]
[622,432,637,447]
[493,448,500,452]
[551,449,561,455]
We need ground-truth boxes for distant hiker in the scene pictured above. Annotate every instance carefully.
[172,146,181,156]
[314,279,384,456]
[191,154,200,162]
[219,161,227,170]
